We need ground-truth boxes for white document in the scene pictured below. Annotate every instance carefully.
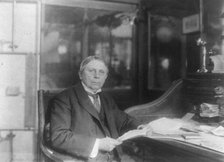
[211,126,224,136]
[118,117,185,141]
[148,117,184,135]
[118,129,149,142]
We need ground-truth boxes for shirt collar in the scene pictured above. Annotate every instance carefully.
[81,82,102,95]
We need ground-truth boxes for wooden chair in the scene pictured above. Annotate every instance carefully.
[37,89,83,162]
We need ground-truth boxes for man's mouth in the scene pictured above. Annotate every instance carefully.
[92,82,100,85]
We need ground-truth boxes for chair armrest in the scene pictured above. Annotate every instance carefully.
[40,143,82,162]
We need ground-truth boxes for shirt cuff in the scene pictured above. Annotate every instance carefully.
[89,139,99,158]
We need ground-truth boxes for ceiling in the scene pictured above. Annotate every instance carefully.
[104,0,223,18]
[142,0,199,18]
[94,0,199,18]
[44,0,223,25]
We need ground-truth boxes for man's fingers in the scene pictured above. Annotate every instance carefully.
[108,138,122,146]
[99,137,122,152]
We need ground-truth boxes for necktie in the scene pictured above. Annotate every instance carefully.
[88,93,101,113]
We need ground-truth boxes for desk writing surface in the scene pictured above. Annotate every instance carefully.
[123,134,224,162]
[146,117,224,152]
[127,136,224,162]
[149,131,224,154]
[122,117,224,162]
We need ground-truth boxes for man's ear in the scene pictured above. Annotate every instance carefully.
[78,72,82,80]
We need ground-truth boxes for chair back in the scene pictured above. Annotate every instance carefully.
[38,89,81,162]
[38,90,59,146]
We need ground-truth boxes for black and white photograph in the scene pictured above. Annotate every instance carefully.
[0,0,224,162]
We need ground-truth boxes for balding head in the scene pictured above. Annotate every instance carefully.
[79,55,108,76]
[79,56,108,92]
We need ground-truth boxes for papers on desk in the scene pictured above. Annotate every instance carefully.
[117,117,224,153]
[118,128,149,142]
[148,117,185,135]
[147,117,224,153]
[196,125,214,133]
[190,132,224,153]
[147,117,202,140]
[211,126,224,136]
[118,117,187,141]
[119,117,199,141]
[199,103,219,117]
[181,133,201,139]
[118,117,224,153]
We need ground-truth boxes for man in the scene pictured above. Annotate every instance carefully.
[50,56,144,162]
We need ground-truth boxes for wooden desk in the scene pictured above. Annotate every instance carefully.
[123,136,224,162]
[125,74,224,161]
[122,118,224,162]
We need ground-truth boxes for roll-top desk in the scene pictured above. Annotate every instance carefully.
[124,73,224,162]
[183,73,224,105]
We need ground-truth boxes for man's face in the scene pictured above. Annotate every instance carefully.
[80,60,108,92]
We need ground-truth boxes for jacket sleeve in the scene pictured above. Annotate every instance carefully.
[109,97,141,135]
[49,93,95,159]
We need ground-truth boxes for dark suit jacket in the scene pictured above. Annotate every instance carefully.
[50,82,140,160]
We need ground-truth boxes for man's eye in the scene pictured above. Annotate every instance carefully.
[88,69,94,72]
[99,70,106,75]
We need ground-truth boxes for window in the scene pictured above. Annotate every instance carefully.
[148,15,183,90]
[40,4,135,90]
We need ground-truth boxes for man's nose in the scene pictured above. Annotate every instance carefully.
[94,71,100,78]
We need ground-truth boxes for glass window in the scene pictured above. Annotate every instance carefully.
[89,17,133,89]
[148,15,182,90]
[40,5,134,90]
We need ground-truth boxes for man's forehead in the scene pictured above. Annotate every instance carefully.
[86,60,107,68]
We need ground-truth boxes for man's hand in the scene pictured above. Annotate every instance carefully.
[98,137,122,152]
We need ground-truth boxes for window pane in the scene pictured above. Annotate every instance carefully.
[40,5,83,89]
[0,2,13,52]
[40,5,134,90]
[148,15,182,90]
[89,17,133,89]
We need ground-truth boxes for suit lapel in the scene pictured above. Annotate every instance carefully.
[74,83,100,121]
[100,95,122,156]
[100,93,119,138]
[74,83,118,137]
